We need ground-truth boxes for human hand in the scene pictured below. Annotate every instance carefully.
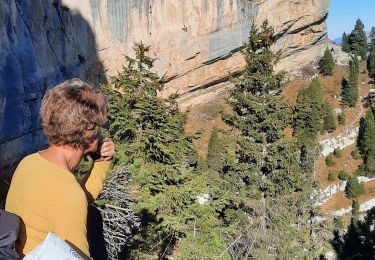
[93,137,115,162]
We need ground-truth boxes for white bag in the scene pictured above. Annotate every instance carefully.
[24,232,85,260]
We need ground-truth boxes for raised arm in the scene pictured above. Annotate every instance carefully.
[84,138,115,200]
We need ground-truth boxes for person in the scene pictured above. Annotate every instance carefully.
[5,79,115,258]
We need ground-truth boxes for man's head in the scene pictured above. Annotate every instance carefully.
[40,79,108,150]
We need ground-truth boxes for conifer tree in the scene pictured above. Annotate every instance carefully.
[352,54,360,75]
[319,48,335,75]
[370,27,375,43]
[338,111,346,125]
[342,57,359,107]
[367,37,375,81]
[322,101,337,132]
[349,19,368,59]
[102,42,198,258]
[352,199,360,220]
[357,110,375,176]
[294,78,323,142]
[207,127,227,173]
[342,32,350,52]
[223,21,314,258]
[345,175,364,198]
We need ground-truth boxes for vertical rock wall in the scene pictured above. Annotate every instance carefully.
[0,0,330,180]
[0,0,104,178]
[63,0,330,96]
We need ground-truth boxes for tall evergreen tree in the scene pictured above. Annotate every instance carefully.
[370,27,375,43]
[322,101,337,132]
[294,78,323,142]
[342,57,359,107]
[357,110,375,176]
[102,42,199,258]
[349,19,368,59]
[342,32,350,52]
[352,54,360,75]
[345,175,365,198]
[367,37,375,81]
[223,21,315,258]
[207,127,227,173]
[319,48,335,75]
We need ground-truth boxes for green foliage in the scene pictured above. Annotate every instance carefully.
[338,170,349,181]
[319,48,335,76]
[370,27,375,43]
[342,32,350,53]
[332,207,375,258]
[333,148,342,158]
[322,102,337,132]
[293,78,323,143]
[103,42,200,258]
[222,21,316,258]
[352,199,360,220]
[352,54,360,75]
[325,154,336,167]
[342,57,359,107]
[207,127,228,173]
[196,156,208,173]
[351,147,362,160]
[333,216,344,229]
[338,111,346,125]
[348,19,368,59]
[357,110,375,176]
[345,175,365,198]
[328,171,337,181]
[367,34,375,80]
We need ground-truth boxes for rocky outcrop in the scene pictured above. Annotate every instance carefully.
[0,0,104,179]
[314,177,375,206]
[64,0,330,97]
[0,0,330,178]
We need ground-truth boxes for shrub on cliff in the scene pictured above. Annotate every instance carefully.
[322,101,337,133]
[326,154,336,167]
[338,170,349,181]
[342,56,359,107]
[338,111,346,125]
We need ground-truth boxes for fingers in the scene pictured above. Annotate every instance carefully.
[99,138,115,160]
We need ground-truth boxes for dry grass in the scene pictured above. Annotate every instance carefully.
[315,144,363,189]
[321,179,375,213]
[184,91,232,158]
[184,61,375,214]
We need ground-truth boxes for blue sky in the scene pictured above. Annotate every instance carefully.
[328,0,375,40]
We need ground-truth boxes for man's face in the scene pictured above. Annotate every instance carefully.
[84,131,102,155]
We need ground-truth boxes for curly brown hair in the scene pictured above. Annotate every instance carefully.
[40,79,108,149]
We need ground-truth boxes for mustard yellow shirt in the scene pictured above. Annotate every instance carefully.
[5,152,111,257]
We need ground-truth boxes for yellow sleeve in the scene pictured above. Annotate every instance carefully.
[84,161,111,200]
[48,186,90,257]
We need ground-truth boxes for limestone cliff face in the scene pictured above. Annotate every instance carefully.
[64,0,329,96]
[0,0,329,174]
